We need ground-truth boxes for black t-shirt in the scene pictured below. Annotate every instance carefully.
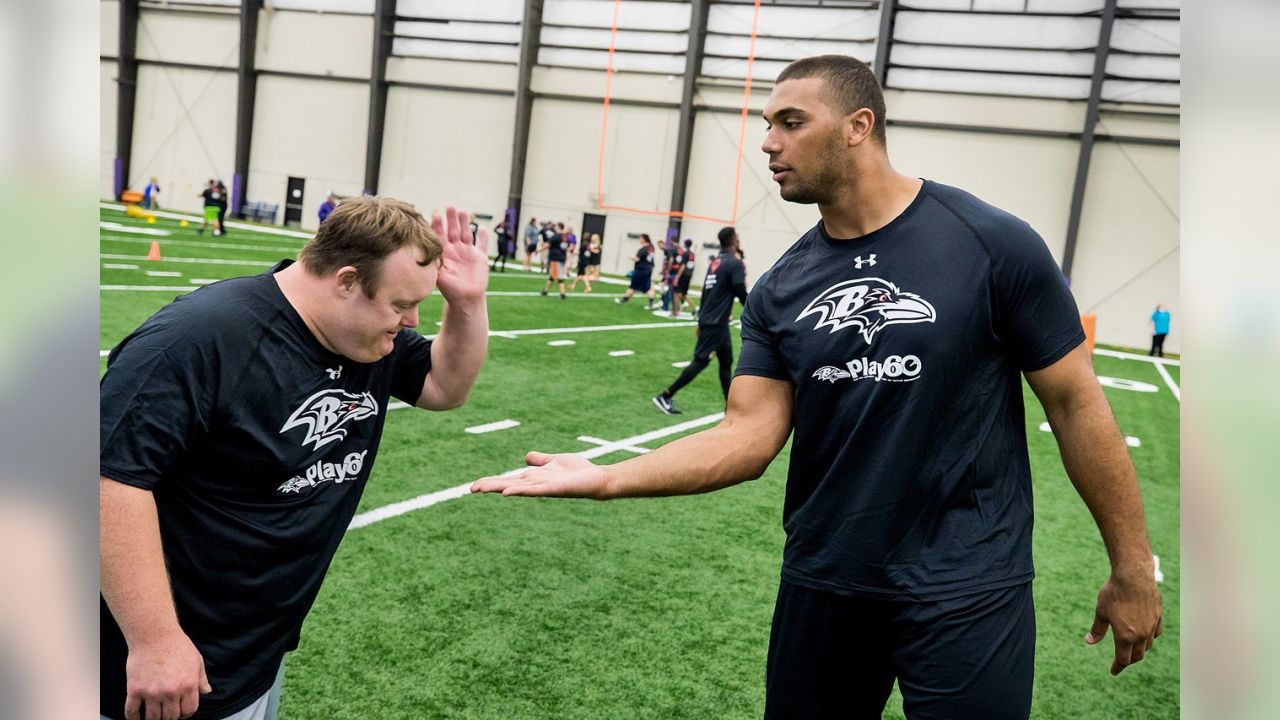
[99,260,433,719]
[697,252,747,326]
[679,249,697,280]
[201,188,219,207]
[542,228,566,262]
[634,246,653,274]
[736,180,1084,601]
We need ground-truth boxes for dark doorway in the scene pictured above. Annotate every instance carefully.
[284,176,306,227]
[581,212,606,245]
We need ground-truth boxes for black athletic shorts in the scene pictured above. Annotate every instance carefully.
[765,579,1035,720]
[675,272,693,294]
[693,324,731,361]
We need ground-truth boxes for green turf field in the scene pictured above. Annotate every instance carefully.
[100,204,1179,719]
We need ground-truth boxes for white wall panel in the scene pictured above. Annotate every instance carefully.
[137,9,240,68]
[532,65,682,105]
[248,75,368,230]
[521,98,678,276]
[1072,142,1179,352]
[101,61,119,199]
[102,0,120,58]
[130,65,237,213]
[256,9,372,79]
[889,125,1078,263]
[378,86,514,229]
[387,56,518,92]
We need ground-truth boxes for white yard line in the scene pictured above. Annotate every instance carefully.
[347,412,723,530]
[578,436,651,454]
[671,361,691,368]
[102,234,301,254]
[102,252,274,267]
[145,271,182,277]
[100,202,314,240]
[609,350,635,357]
[547,340,576,347]
[100,221,171,236]
[1152,361,1181,402]
[1038,421,1141,448]
[465,419,521,434]
[1093,347,1180,367]
[101,285,192,291]
[102,263,139,270]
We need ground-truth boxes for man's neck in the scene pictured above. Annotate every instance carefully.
[817,162,923,240]
[274,263,341,354]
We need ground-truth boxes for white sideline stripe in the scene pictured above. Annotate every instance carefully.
[578,436,651,454]
[1153,361,1181,402]
[102,285,192,291]
[101,202,314,240]
[389,401,411,410]
[465,419,520,434]
[102,234,301,254]
[1093,347,1180,367]
[102,263,139,270]
[487,291,625,298]
[672,361,691,368]
[101,319,698,356]
[190,279,218,285]
[1038,421,1140,447]
[1153,554,1164,583]
[347,412,724,530]
[102,252,274,267]
[609,350,635,357]
[547,340,576,346]
[99,349,110,357]
[145,270,182,277]
[100,221,170,236]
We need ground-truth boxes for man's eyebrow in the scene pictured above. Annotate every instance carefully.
[763,106,806,123]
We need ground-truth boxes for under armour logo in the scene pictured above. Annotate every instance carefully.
[853,254,877,269]
[326,366,343,380]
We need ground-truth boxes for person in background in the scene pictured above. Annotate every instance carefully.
[587,234,603,283]
[670,238,697,318]
[492,219,512,273]
[524,218,539,273]
[143,178,161,211]
[197,180,219,236]
[318,192,338,224]
[1149,303,1171,357]
[214,180,229,237]
[614,234,656,309]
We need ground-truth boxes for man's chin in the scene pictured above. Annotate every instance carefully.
[779,185,820,204]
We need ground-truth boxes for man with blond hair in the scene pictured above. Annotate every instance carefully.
[100,198,490,720]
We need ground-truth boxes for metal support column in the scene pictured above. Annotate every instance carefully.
[873,0,897,87]
[114,0,139,199]
[1061,0,1117,280]
[231,0,261,218]
[506,0,545,233]
[666,0,711,243]
[364,0,398,195]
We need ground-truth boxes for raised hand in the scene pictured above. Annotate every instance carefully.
[471,452,611,499]
[430,207,489,306]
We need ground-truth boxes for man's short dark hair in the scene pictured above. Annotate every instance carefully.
[683,239,692,248]
[776,55,886,145]
[717,226,737,248]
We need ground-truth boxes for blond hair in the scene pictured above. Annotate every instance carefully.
[299,196,442,297]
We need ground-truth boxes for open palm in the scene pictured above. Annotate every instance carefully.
[431,207,489,305]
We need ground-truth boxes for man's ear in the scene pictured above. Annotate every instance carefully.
[334,266,360,296]
[846,107,877,147]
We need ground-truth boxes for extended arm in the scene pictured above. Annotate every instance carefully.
[1026,343,1163,675]
[471,375,793,498]
[100,478,211,720]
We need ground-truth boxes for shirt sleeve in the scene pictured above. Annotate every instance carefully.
[990,222,1085,371]
[390,329,435,405]
[734,280,788,380]
[731,260,748,303]
[100,344,216,490]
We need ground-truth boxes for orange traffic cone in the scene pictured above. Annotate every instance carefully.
[147,241,162,261]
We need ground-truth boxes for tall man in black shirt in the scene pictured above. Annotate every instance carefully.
[100,198,490,720]
[474,54,1162,719]
[653,228,748,415]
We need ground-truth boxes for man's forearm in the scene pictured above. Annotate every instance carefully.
[601,418,782,499]
[422,299,489,409]
[99,478,183,646]
[1046,390,1154,574]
